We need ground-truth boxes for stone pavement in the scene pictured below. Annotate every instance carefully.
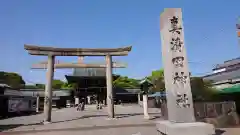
[0,104,240,135]
[0,104,162,135]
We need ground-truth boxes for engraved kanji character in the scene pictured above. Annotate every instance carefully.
[169,16,182,34]
[176,94,190,108]
[173,72,187,84]
[172,57,184,67]
[170,37,183,52]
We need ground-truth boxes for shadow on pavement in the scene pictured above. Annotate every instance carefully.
[0,122,43,132]
[51,112,160,124]
[0,112,41,120]
[149,116,161,120]
[0,112,161,132]
[0,124,22,132]
[5,123,155,135]
[214,129,226,135]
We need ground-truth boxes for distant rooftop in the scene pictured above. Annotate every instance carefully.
[72,68,106,77]
[203,68,240,82]
[0,83,11,88]
[213,57,240,70]
[237,24,240,29]
[20,89,71,97]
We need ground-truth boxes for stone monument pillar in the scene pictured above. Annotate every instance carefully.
[44,55,55,123]
[156,8,214,135]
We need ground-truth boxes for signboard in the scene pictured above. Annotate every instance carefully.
[8,97,36,112]
[8,97,29,112]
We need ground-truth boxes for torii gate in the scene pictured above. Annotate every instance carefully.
[24,44,132,123]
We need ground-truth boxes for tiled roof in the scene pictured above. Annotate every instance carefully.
[0,84,11,88]
[73,68,106,77]
[203,68,240,82]
[20,89,71,97]
[213,57,240,70]
[237,24,240,29]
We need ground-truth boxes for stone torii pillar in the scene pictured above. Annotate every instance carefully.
[105,54,114,118]
[156,8,214,135]
[44,55,55,123]
[76,56,84,106]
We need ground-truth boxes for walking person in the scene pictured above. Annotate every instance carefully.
[96,94,100,110]
[80,97,85,111]
[76,102,82,111]
[76,96,83,111]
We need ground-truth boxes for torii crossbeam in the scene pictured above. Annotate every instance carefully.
[31,62,127,69]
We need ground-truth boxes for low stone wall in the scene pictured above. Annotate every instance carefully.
[160,101,239,127]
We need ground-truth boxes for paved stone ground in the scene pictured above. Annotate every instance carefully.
[0,104,240,135]
[0,104,161,135]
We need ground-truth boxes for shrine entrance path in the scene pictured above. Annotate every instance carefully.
[1,104,161,135]
[1,105,239,135]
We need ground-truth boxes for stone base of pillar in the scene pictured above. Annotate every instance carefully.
[156,120,215,135]
[144,115,151,120]
[43,121,51,125]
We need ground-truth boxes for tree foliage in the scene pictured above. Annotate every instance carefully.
[146,69,215,100]
[148,69,164,81]
[25,83,45,89]
[61,82,77,90]
[52,79,76,90]
[0,71,25,89]
[52,79,65,89]
[24,80,75,90]
[190,77,216,100]
[113,76,140,88]
[147,69,165,92]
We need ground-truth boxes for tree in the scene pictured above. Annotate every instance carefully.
[0,71,25,89]
[36,84,45,89]
[25,83,45,89]
[113,76,140,88]
[52,79,65,89]
[25,85,38,89]
[61,82,77,90]
[148,69,164,81]
[147,69,165,92]
[146,69,215,100]
[52,79,76,90]
[190,77,216,101]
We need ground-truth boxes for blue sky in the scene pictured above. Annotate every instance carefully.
[0,0,239,84]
